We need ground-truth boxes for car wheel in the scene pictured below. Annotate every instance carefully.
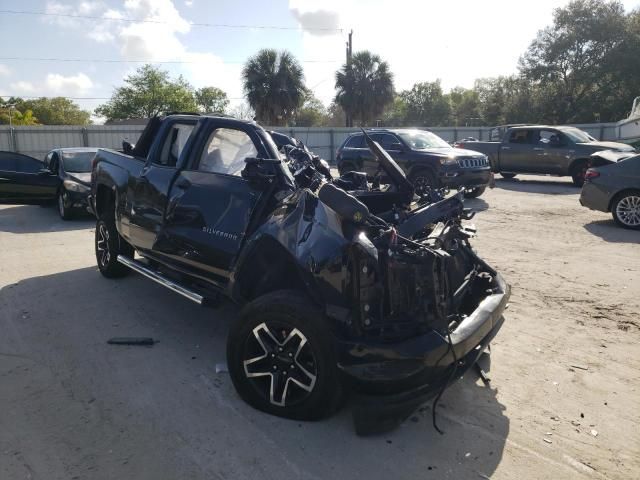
[611,191,640,230]
[464,186,486,198]
[570,161,589,187]
[409,169,437,196]
[57,189,73,220]
[227,290,343,421]
[500,172,516,179]
[95,211,134,278]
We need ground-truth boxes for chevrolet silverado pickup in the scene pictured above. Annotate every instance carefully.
[90,114,510,434]
[456,125,636,186]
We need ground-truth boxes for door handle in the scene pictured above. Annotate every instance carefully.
[501,146,511,150]
[533,148,544,151]
[0,177,10,181]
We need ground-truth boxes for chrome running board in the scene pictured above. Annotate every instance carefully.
[117,255,204,305]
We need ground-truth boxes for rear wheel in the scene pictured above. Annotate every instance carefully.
[95,210,134,278]
[570,160,589,187]
[227,290,342,421]
[464,186,486,198]
[409,168,437,196]
[611,191,640,230]
[500,172,516,179]
[57,189,73,220]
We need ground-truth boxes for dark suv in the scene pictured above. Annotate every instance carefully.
[337,129,491,197]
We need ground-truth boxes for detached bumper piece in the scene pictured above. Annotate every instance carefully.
[341,273,510,435]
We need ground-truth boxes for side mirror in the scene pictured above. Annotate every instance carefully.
[390,143,404,152]
[38,168,52,176]
[122,140,134,155]
[241,157,278,189]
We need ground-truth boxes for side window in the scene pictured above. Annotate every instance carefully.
[508,130,532,144]
[156,123,195,167]
[0,152,17,171]
[371,133,400,150]
[345,135,363,148]
[19,156,43,173]
[198,128,258,176]
[538,130,563,147]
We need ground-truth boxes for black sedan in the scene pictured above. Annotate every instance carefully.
[580,153,640,230]
[0,148,97,219]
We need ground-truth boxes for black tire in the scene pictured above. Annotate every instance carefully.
[464,186,486,198]
[57,189,74,220]
[95,211,134,278]
[611,190,640,230]
[409,168,438,195]
[570,160,589,187]
[500,172,517,179]
[338,161,357,176]
[227,290,343,421]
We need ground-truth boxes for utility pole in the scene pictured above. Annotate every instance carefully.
[345,30,353,128]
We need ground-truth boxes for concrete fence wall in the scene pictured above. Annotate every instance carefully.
[0,122,621,164]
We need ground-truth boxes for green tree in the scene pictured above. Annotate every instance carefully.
[242,49,306,126]
[335,51,394,126]
[23,97,91,125]
[95,65,197,121]
[400,80,451,126]
[295,93,326,127]
[381,95,408,127]
[0,107,39,125]
[446,87,481,126]
[195,86,229,114]
[324,101,346,127]
[519,0,632,122]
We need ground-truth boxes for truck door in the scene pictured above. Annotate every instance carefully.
[159,121,268,284]
[499,129,535,172]
[536,129,570,174]
[128,118,197,250]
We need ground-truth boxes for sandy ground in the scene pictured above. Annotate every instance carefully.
[0,175,639,480]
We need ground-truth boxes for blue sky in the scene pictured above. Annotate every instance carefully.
[1,0,639,122]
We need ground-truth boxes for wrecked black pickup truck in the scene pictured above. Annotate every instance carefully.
[90,114,510,434]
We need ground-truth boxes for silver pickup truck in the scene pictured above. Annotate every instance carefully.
[456,125,636,186]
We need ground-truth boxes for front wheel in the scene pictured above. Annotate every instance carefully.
[464,186,486,198]
[611,191,640,230]
[95,214,134,278]
[227,290,343,421]
[58,189,73,220]
[409,169,438,196]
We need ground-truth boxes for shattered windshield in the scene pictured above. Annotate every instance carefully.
[397,131,451,150]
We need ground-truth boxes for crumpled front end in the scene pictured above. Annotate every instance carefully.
[335,194,510,434]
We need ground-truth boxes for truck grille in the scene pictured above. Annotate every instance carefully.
[458,157,488,168]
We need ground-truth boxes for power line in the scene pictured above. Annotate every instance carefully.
[0,56,342,65]
[0,9,343,32]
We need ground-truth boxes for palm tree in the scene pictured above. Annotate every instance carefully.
[335,51,394,126]
[242,49,306,126]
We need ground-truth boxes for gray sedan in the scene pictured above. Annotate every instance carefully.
[580,154,640,230]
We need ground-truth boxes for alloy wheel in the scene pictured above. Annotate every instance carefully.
[243,322,317,407]
[96,223,111,268]
[616,195,640,227]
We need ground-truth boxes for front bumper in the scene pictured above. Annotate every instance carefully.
[439,165,492,189]
[337,271,510,435]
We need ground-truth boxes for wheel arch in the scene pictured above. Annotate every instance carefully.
[608,188,640,212]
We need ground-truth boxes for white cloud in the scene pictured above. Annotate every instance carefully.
[9,81,37,95]
[290,8,340,36]
[184,0,193,6]
[0,64,11,76]
[46,73,94,94]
